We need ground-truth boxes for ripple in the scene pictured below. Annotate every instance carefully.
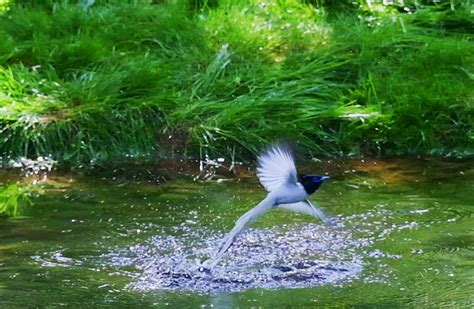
[32,250,83,268]
[32,206,444,294]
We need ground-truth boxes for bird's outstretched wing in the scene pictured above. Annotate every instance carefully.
[256,144,297,192]
[278,199,328,223]
[205,195,275,269]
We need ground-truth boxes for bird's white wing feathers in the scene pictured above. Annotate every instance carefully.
[256,145,297,192]
[278,199,328,223]
[203,145,331,270]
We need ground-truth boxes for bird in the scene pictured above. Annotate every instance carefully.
[204,144,331,269]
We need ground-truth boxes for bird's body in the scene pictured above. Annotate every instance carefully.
[205,144,330,269]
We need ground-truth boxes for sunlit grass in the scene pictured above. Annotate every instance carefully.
[0,0,9,11]
[201,0,331,62]
[0,0,472,166]
[0,183,34,217]
[335,13,474,155]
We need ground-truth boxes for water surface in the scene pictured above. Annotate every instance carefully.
[0,158,473,307]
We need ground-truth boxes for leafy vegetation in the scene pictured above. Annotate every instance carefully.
[0,0,473,167]
[0,183,35,216]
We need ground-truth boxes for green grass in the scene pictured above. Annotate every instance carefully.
[0,0,473,167]
[0,183,34,216]
[335,13,474,155]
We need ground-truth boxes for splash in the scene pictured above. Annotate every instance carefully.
[7,155,56,179]
[120,223,370,293]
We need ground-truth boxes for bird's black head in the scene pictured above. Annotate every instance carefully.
[298,174,330,195]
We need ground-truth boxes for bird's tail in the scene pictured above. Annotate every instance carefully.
[305,199,328,223]
[203,195,275,269]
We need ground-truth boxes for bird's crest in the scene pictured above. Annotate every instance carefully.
[298,174,330,195]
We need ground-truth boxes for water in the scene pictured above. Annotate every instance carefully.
[0,158,473,307]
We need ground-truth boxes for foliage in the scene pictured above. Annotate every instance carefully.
[334,13,474,155]
[0,183,34,216]
[0,1,202,163]
[0,0,473,166]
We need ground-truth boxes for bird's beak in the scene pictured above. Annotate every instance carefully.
[321,176,331,181]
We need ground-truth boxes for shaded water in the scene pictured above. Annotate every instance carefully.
[0,158,473,307]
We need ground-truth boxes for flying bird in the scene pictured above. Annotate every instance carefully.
[206,144,331,268]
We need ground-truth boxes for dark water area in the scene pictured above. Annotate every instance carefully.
[0,158,473,307]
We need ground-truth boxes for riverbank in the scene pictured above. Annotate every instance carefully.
[1,1,473,168]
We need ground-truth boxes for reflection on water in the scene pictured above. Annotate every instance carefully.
[0,158,473,306]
